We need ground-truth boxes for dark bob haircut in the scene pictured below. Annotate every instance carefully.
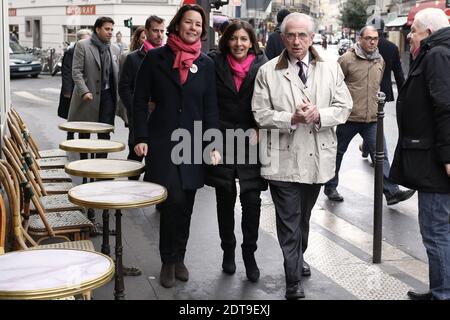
[218,20,261,55]
[166,4,208,40]
[94,17,115,34]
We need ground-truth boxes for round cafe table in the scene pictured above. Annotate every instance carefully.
[59,121,114,134]
[59,139,125,155]
[65,159,145,255]
[0,248,114,300]
[59,139,126,224]
[68,180,167,300]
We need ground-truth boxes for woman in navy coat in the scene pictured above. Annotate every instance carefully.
[133,4,220,288]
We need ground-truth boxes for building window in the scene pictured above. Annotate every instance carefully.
[25,18,32,37]
[63,25,93,44]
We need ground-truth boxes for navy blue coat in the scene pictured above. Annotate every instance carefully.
[378,37,405,102]
[133,45,219,190]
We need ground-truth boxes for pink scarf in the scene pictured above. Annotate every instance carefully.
[412,46,421,59]
[226,53,256,92]
[167,34,201,85]
[143,40,157,53]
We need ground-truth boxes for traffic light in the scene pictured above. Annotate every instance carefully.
[210,0,229,10]
[124,17,133,28]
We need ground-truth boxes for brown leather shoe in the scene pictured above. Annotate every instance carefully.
[160,263,175,288]
[175,262,189,282]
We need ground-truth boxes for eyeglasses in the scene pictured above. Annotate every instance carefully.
[362,36,379,42]
[285,32,309,41]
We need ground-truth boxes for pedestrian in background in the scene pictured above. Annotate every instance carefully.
[58,29,91,123]
[390,8,450,301]
[133,4,220,289]
[360,17,405,160]
[68,17,120,158]
[252,12,352,299]
[264,8,290,60]
[115,31,127,54]
[206,20,268,282]
[323,26,415,206]
[119,16,165,178]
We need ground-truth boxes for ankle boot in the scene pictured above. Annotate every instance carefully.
[243,251,259,282]
[160,263,175,288]
[175,262,189,281]
[222,250,236,274]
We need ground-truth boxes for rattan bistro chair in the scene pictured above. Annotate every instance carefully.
[7,119,71,180]
[0,160,93,244]
[2,145,81,213]
[0,194,6,255]
[9,108,67,159]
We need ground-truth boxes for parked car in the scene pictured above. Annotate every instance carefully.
[313,33,323,45]
[338,39,353,56]
[9,41,42,78]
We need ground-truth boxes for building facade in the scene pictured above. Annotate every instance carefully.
[7,0,182,52]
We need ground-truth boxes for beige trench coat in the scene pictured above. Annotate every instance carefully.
[252,48,353,184]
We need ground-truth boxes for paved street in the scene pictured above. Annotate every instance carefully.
[8,46,428,300]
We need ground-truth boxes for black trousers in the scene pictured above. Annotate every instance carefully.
[159,167,197,264]
[268,180,321,285]
[215,184,261,254]
[77,89,115,159]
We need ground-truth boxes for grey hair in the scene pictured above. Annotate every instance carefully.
[280,12,315,35]
[414,8,449,33]
[76,29,92,40]
[359,25,378,37]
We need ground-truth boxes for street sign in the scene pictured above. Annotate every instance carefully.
[66,5,96,16]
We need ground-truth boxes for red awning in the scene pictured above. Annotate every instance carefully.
[183,0,197,4]
[407,0,449,25]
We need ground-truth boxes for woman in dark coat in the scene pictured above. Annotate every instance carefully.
[133,4,220,289]
[207,20,268,282]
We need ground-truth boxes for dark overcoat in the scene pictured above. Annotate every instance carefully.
[390,27,450,193]
[205,51,268,193]
[133,45,219,190]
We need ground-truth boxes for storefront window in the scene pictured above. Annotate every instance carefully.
[63,25,92,45]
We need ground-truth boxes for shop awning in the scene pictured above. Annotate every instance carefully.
[385,16,408,28]
[407,0,449,25]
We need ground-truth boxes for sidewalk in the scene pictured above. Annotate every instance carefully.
[13,93,428,300]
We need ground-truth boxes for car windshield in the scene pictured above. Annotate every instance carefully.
[9,41,26,54]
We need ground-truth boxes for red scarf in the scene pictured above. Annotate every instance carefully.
[167,34,201,85]
[226,53,256,92]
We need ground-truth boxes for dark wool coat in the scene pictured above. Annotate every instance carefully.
[205,51,268,193]
[378,37,405,102]
[390,27,450,193]
[133,45,219,190]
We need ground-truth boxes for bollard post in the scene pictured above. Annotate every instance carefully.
[373,91,386,264]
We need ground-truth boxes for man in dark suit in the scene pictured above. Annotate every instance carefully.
[264,8,290,60]
[58,29,91,124]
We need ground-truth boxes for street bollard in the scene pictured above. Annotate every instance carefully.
[373,91,386,264]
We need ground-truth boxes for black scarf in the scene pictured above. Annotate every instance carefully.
[91,33,112,90]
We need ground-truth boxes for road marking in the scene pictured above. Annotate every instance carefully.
[13,91,53,104]
[259,204,419,299]
[40,88,61,95]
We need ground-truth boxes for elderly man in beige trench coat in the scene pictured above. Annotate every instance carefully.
[68,17,121,145]
[252,12,353,300]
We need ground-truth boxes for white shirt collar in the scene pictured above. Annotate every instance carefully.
[288,51,310,68]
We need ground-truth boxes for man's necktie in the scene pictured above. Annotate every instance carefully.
[297,61,307,85]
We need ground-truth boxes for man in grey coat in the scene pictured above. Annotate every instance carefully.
[68,17,120,149]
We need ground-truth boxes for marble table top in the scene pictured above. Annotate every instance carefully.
[65,159,145,179]
[59,139,125,153]
[58,121,114,134]
[0,249,114,299]
[68,180,167,209]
